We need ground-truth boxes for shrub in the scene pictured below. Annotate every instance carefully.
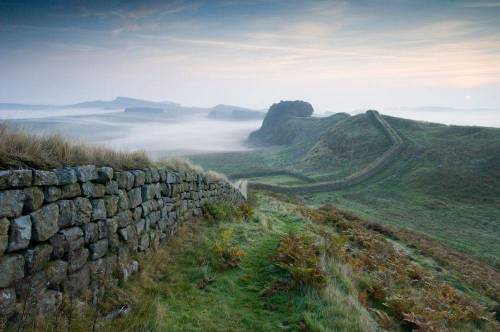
[211,228,245,269]
[274,233,327,288]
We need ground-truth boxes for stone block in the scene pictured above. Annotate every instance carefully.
[73,197,92,225]
[128,187,142,208]
[103,195,119,217]
[54,168,77,185]
[89,239,108,260]
[33,170,58,186]
[75,165,98,182]
[116,210,133,228]
[60,183,81,199]
[133,206,142,221]
[7,215,31,252]
[0,189,25,218]
[132,170,145,187]
[97,167,113,183]
[82,182,105,198]
[67,248,89,273]
[43,186,61,203]
[46,260,68,287]
[51,226,84,257]
[0,217,8,255]
[106,180,119,195]
[0,254,24,287]
[91,199,106,220]
[117,189,129,210]
[31,203,59,241]
[82,222,98,244]
[25,243,53,274]
[57,200,75,228]
[115,171,134,190]
[23,186,44,212]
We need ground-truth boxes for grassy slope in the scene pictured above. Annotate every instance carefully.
[191,114,500,268]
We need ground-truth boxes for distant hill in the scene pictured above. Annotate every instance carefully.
[0,103,58,110]
[124,107,165,114]
[208,104,264,121]
[68,96,179,109]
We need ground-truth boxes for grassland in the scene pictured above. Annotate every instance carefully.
[19,191,498,331]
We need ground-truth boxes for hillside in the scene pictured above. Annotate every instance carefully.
[191,101,500,268]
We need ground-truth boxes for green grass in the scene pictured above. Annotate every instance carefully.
[101,193,378,332]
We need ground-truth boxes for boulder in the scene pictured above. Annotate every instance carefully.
[117,190,129,211]
[82,222,98,244]
[132,170,145,187]
[97,167,113,183]
[1,170,33,188]
[7,215,31,252]
[57,200,75,228]
[0,254,24,287]
[31,203,59,241]
[0,189,25,218]
[115,171,134,190]
[116,210,133,228]
[106,180,119,195]
[33,170,58,186]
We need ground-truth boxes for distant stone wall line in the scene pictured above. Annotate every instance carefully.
[0,165,244,320]
[248,110,405,194]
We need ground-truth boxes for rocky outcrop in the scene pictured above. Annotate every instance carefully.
[248,100,314,146]
[0,166,244,320]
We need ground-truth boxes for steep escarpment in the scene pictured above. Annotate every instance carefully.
[0,165,244,322]
[248,100,314,146]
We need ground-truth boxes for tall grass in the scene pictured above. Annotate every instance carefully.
[0,123,150,170]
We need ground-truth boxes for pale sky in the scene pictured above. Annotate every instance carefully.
[1,0,500,112]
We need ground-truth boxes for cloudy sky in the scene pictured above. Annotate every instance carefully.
[1,0,500,112]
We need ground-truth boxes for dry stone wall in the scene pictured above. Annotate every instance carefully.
[0,166,244,320]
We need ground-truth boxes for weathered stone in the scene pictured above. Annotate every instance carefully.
[106,180,119,195]
[0,189,25,218]
[25,243,53,273]
[106,217,118,234]
[50,226,84,257]
[103,195,119,217]
[56,200,74,228]
[0,254,24,287]
[23,186,44,212]
[97,166,113,183]
[159,169,167,182]
[0,217,8,255]
[151,168,160,182]
[37,289,62,315]
[33,170,58,186]
[31,203,59,241]
[91,199,106,220]
[60,183,81,199]
[7,216,31,252]
[5,170,32,188]
[128,187,142,208]
[120,260,139,281]
[142,184,156,201]
[46,260,68,286]
[67,248,89,273]
[75,165,98,182]
[73,197,92,225]
[54,168,77,185]
[116,210,133,228]
[141,200,156,216]
[166,172,177,184]
[97,220,108,239]
[135,219,146,235]
[133,206,142,221]
[15,269,47,300]
[0,287,16,318]
[82,182,105,198]
[0,171,10,190]
[43,186,61,203]
[115,171,135,190]
[117,189,129,210]
[89,239,108,260]
[143,168,152,184]
[82,222,98,244]
[132,170,145,187]
[138,233,150,251]
[64,264,90,296]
